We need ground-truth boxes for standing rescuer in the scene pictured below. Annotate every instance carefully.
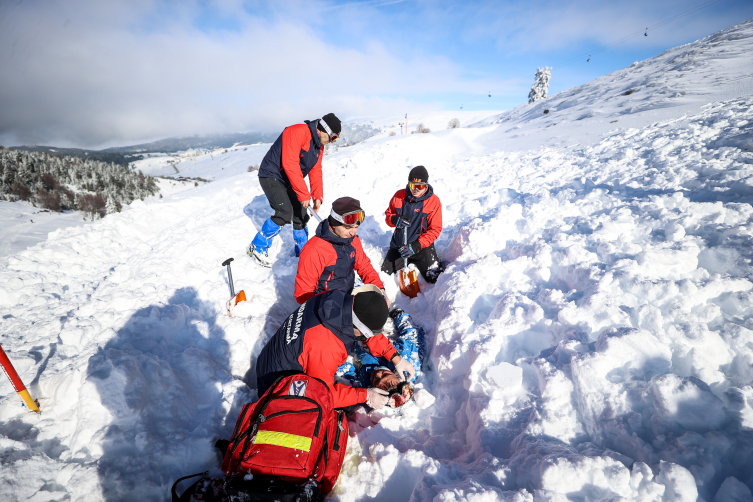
[249,113,342,267]
[382,165,444,283]
[294,196,386,305]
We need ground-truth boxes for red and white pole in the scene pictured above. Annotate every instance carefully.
[0,344,40,413]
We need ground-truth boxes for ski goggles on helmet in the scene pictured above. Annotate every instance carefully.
[387,381,414,408]
[330,208,365,226]
[319,118,339,142]
[408,182,427,191]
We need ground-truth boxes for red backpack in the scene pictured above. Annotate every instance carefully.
[221,374,349,495]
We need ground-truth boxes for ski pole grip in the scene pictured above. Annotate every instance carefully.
[222,258,234,267]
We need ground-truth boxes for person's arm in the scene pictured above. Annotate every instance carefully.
[352,237,385,290]
[417,194,442,249]
[294,238,334,304]
[300,328,368,407]
[308,154,323,204]
[384,190,404,227]
[281,124,313,202]
[364,334,399,361]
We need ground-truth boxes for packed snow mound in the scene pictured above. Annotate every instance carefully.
[470,17,753,152]
[2,18,753,502]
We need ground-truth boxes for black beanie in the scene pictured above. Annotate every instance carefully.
[353,291,388,334]
[408,165,429,183]
[318,113,342,135]
[328,196,361,227]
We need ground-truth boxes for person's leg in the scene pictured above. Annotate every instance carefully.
[408,243,444,284]
[285,183,310,257]
[380,247,403,275]
[389,309,424,382]
[251,178,292,256]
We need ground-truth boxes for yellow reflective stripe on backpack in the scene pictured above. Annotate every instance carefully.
[253,430,312,452]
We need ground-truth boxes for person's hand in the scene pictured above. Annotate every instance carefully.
[399,243,416,259]
[394,216,410,229]
[313,199,322,212]
[393,356,416,382]
[366,387,390,409]
[301,199,310,209]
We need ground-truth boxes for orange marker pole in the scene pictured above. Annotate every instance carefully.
[0,344,40,413]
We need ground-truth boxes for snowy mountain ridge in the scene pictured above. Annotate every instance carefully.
[1,18,753,502]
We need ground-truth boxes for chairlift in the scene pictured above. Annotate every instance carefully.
[488,91,491,97]
[460,104,463,109]
[644,28,648,37]
[587,55,591,62]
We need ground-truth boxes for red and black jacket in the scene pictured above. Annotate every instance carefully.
[294,220,384,304]
[258,120,324,202]
[255,290,398,408]
[385,184,442,251]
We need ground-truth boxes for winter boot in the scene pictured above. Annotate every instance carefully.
[293,227,309,257]
[248,218,281,267]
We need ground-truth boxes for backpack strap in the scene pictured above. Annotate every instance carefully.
[170,471,208,502]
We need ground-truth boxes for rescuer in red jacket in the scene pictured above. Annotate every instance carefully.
[249,114,342,267]
[294,197,386,304]
[255,288,416,409]
[382,165,444,283]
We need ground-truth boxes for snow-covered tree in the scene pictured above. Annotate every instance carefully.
[528,67,552,103]
[447,118,460,129]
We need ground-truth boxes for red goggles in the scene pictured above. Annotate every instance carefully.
[408,182,427,191]
[388,381,414,408]
[330,208,365,226]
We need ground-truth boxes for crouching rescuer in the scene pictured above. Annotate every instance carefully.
[249,113,342,267]
[382,165,444,283]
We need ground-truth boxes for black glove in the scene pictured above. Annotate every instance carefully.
[391,215,411,229]
[399,240,421,258]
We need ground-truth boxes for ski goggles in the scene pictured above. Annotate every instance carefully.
[408,182,427,191]
[319,118,339,142]
[388,381,414,408]
[330,208,365,226]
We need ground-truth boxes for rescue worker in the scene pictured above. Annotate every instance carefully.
[382,165,444,283]
[294,196,386,304]
[255,287,416,410]
[249,113,342,267]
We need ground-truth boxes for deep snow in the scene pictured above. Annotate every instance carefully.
[1,18,753,502]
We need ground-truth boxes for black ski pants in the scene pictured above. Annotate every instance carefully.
[259,177,309,230]
[381,243,444,284]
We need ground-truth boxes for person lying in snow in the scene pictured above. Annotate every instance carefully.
[381,165,445,283]
[294,196,387,305]
[254,286,416,410]
[339,308,424,407]
[248,113,341,267]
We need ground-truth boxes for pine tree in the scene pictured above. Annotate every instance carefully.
[528,67,552,103]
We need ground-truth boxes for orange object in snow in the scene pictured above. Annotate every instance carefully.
[222,258,247,317]
[399,266,420,298]
[0,344,40,413]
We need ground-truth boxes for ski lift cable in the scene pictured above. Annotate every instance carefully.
[553,0,726,69]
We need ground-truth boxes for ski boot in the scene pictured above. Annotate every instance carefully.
[248,218,281,268]
[293,227,308,257]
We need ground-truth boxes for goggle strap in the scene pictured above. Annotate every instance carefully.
[319,118,337,139]
[352,310,375,339]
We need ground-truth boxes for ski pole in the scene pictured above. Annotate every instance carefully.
[0,343,40,413]
[222,258,236,299]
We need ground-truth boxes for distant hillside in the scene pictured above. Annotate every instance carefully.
[10,146,138,167]
[102,132,278,154]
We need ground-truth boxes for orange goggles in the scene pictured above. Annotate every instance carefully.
[388,381,414,408]
[408,182,427,191]
[330,208,365,226]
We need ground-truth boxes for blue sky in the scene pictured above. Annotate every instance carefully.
[0,0,751,148]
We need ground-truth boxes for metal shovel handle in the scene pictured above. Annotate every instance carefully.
[308,205,324,223]
[222,258,235,299]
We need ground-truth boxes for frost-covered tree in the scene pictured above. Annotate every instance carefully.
[528,67,552,103]
[447,118,460,129]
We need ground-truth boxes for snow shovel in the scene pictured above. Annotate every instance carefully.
[307,205,324,223]
[222,258,246,317]
[398,226,420,298]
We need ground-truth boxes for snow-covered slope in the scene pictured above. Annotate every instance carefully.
[2,18,753,502]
